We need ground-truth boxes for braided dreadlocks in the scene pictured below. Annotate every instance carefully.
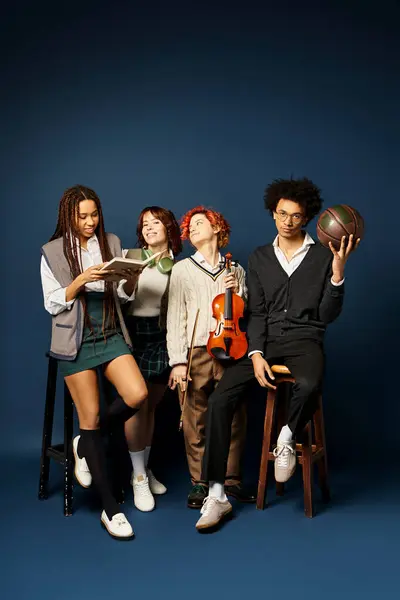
[50,184,117,333]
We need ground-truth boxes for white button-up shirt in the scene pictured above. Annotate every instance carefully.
[40,234,133,315]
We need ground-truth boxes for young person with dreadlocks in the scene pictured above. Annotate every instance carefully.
[40,184,147,540]
[167,206,256,509]
[196,177,360,531]
[122,206,182,512]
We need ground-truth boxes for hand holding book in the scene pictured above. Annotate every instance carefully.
[99,250,163,282]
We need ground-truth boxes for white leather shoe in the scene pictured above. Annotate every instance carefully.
[147,469,167,495]
[100,511,134,539]
[196,496,233,530]
[72,436,92,488]
[132,474,155,512]
[273,441,297,483]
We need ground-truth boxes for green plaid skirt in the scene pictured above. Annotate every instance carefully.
[58,292,131,377]
[127,316,170,382]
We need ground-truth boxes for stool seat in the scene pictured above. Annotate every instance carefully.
[271,364,292,375]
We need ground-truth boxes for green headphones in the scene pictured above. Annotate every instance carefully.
[141,248,174,274]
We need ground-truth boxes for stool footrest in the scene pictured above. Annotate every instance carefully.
[46,444,68,464]
[267,446,325,465]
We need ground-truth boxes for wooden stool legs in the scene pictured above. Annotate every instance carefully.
[257,371,330,518]
[38,356,74,516]
[63,383,74,516]
[38,356,57,502]
[256,387,276,510]
[313,401,330,502]
[301,422,313,518]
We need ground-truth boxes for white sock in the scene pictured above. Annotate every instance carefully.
[144,446,151,468]
[278,424,293,444]
[129,449,146,478]
[209,481,227,501]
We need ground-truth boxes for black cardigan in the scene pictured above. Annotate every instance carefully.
[246,241,344,353]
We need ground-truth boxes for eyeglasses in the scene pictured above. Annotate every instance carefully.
[275,210,304,225]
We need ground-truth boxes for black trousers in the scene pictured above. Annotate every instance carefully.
[202,338,324,484]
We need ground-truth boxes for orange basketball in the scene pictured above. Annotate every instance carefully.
[316,205,364,250]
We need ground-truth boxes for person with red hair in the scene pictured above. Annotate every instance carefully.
[167,206,256,509]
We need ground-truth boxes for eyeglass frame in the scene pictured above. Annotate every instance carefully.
[274,209,305,225]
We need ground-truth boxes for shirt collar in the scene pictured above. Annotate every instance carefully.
[192,250,223,269]
[273,231,315,250]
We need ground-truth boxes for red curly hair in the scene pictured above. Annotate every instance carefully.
[180,205,231,249]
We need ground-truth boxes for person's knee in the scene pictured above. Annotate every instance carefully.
[124,382,148,410]
[296,377,320,399]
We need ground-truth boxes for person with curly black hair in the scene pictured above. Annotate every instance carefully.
[195,177,360,531]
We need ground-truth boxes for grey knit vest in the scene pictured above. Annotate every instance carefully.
[41,233,132,360]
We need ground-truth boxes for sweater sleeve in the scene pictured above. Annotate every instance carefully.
[319,268,345,324]
[166,265,188,366]
[246,253,268,354]
[235,264,248,304]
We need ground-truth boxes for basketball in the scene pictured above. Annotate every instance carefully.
[316,205,364,250]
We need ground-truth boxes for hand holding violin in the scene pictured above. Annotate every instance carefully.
[223,272,239,293]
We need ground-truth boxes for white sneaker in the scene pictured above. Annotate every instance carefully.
[273,441,297,483]
[132,474,155,512]
[72,436,92,488]
[195,496,233,530]
[147,469,167,495]
[100,511,134,539]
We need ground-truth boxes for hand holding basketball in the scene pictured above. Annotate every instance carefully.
[316,204,364,282]
[330,233,360,283]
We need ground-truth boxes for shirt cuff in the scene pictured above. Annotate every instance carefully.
[331,277,345,287]
[248,350,263,358]
[117,279,136,302]
[58,288,75,309]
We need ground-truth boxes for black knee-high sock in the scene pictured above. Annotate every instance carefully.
[107,396,139,424]
[79,429,120,520]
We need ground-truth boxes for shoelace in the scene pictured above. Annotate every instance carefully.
[200,496,220,516]
[134,478,152,496]
[273,443,295,467]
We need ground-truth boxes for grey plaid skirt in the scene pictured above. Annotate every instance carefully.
[126,315,170,382]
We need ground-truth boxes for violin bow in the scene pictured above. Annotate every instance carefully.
[179,308,200,431]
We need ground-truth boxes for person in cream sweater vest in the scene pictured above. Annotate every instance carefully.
[167,206,256,509]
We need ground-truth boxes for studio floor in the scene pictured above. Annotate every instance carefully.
[1,450,398,600]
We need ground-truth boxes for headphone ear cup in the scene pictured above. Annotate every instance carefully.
[157,256,174,274]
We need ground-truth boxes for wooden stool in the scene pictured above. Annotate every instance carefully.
[38,354,124,516]
[256,365,330,518]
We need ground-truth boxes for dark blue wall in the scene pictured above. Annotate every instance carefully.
[2,0,399,461]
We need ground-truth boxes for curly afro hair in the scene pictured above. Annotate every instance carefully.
[264,177,323,224]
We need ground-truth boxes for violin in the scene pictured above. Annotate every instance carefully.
[207,252,248,362]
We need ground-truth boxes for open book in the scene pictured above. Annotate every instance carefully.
[100,250,163,282]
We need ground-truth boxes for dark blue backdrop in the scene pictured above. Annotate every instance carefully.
[2,0,398,463]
